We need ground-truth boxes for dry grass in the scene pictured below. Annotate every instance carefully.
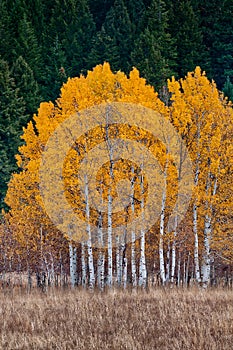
[0,287,233,349]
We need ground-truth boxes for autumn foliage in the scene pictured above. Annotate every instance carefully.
[2,63,233,289]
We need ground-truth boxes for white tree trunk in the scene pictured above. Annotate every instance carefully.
[81,242,87,287]
[201,214,211,287]
[201,174,217,288]
[193,202,201,283]
[159,189,166,285]
[84,174,95,289]
[116,236,121,286]
[97,213,105,290]
[177,251,181,286]
[166,240,170,282]
[69,243,77,288]
[139,172,147,288]
[171,232,177,284]
[193,120,201,284]
[107,191,113,287]
[131,166,137,287]
[123,257,128,289]
[105,120,114,288]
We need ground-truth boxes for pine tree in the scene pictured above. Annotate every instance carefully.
[25,0,45,43]
[11,56,41,118]
[126,0,146,35]
[0,0,13,62]
[48,0,95,77]
[223,76,233,102]
[0,58,26,209]
[13,13,44,84]
[42,36,67,102]
[101,0,133,73]
[198,0,233,88]
[131,0,177,90]
[166,0,208,77]
[87,27,120,71]
[88,0,114,30]
[211,0,233,88]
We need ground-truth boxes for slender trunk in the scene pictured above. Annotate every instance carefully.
[131,166,137,287]
[123,256,128,289]
[202,214,211,288]
[177,251,181,286]
[97,213,105,290]
[49,253,55,286]
[84,174,95,289]
[107,191,113,287]
[105,113,114,288]
[159,189,166,285]
[116,236,120,286]
[183,259,186,286]
[166,240,170,283]
[193,202,201,282]
[59,251,63,287]
[139,171,147,288]
[171,232,177,284]
[202,175,217,288]
[97,251,105,290]
[122,230,127,289]
[81,242,87,287]
[185,252,190,286]
[69,244,77,288]
[193,119,201,284]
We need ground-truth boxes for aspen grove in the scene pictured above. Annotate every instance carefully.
[1,63,233,289]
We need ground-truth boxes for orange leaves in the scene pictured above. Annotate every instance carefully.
[4,62,233,264]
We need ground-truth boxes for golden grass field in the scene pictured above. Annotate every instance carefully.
[0,287,233,349]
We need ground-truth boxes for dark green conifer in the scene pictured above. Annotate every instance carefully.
[167,0,207,77]
[0,58,26,209]
[131,0,177,89]
[11,56,41,118]
[87,27,120,71]
[102,0,133,73]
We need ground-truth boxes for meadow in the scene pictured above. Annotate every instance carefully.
[0,287,233,349]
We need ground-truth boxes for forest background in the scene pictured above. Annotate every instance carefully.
[0,0,233,289]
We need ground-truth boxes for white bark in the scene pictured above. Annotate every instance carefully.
[201,175,217,287]
[123,256,128,289]
[105,119,114,288]
[69,244,77,288]
[97,212,105,290]
[131,166,137,287]
[159,189,166,285]
[171,231,177,284]
[201,214,211,287]
[107,191,113,287]
[193,119,201,284]
[84,174,95,289]
[116,236,121,286]
[97,252,105,290]
[166,240,170,282]
[177,251,181,286]
[138,171,147,288]
[193,202,201,283]
[81,242,87,287]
